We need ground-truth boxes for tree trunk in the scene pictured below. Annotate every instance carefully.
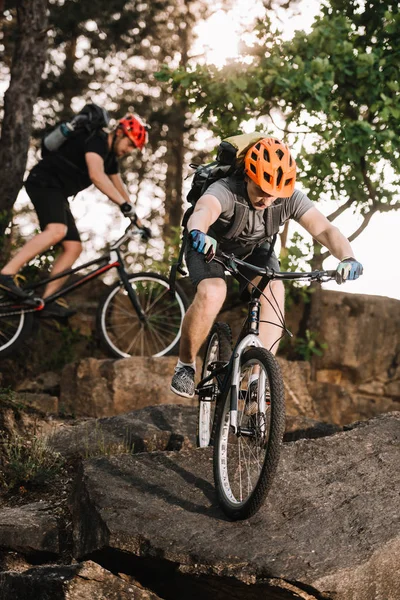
[163,106,185,242]
[0,0,48,255]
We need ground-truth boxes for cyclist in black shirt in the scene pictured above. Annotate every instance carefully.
[0,114,149,317]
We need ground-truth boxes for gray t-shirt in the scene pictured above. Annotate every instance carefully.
[205,177,314,251]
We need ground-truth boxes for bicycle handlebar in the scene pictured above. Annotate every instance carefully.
[214,251,336,282]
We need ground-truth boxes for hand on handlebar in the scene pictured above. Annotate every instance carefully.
[189,229,217,263]
[120,202,137,219]
[335,257,363,284]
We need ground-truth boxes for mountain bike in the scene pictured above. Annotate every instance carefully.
[196,251,335,520]
[0,219,188,359]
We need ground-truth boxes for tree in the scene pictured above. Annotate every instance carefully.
[0,0,48,250]
[162,0,400,268]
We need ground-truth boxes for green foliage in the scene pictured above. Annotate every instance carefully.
[293,329,328,362]
[0,432,65,490]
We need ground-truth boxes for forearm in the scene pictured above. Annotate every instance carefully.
[90,173,127,206]
[187,206,214,232]
[316,226,355,260]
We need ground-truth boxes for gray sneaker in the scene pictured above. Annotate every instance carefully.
[170,366,195,398]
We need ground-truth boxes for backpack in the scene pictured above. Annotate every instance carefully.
[183,132,265,231]
[42,103,110,155]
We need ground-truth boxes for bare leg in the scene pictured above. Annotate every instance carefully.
[249,278,285,355]
[1,224,67,275]
[43,240,83,298]
[179,278,227,363]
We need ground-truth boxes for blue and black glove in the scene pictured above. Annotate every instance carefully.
[335,257,363,284]
[189,229,217,263]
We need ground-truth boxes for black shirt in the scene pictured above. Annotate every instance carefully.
[27,130,119,197]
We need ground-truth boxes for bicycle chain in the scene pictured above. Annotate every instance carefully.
[0,300,44,318]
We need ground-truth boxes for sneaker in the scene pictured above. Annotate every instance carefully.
[0,273,33,300]
[39,298,77,319]
[170,366,195,398]
[244,379,271,416]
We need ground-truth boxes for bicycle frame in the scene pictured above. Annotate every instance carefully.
[197,252,336,440]
[13,222,148,321]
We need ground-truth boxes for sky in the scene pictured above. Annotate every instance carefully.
[12,0,400,301]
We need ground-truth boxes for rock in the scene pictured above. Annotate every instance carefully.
[284,415,341,441]
[13,392,58,414]
[70,413,400,600]
[59,357,201,418]
[309,381,400,425]
[15,371,60,396]
[277,358,314,417]
[0,502,59,556]
[49,405,198,459]
[0,560,163,599]
[311,291,400,387]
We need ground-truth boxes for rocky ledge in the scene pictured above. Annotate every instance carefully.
[1,408,399,600]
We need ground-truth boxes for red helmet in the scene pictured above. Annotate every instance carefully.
[244,137,296,197]
[118,114,149,150]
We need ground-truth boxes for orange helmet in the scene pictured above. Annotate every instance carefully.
[244,137,296,197]
[118,114,149,150]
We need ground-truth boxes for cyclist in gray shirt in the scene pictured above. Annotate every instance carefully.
[171,137,363,398]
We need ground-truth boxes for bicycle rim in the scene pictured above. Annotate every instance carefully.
[214,347,285,520]
[0,298,31,357]
[198,322,232,448]
[99,273,187,358]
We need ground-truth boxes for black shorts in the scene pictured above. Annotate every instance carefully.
[185,241,280,300]
[25,182,81,243]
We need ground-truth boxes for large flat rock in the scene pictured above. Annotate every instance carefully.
[0,502,59,555]
[71,413,400,600]
[0,560,163,599]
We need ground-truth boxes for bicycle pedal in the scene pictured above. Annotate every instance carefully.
[207,360,228,372]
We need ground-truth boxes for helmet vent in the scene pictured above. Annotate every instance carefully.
[276,166,283,186]
[275,148,284,160]
[255,142,261,151]
[251,151,258,161]
[250,163,257,174]
[263,149,270,162]
[284,178,293,187]
[263,172,271,183]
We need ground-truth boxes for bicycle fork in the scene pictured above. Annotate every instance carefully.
[229,333,264,434]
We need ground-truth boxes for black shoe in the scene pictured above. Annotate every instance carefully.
[39,298,76,319]
[0,273,33,300]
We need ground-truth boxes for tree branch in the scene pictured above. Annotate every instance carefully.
[327,198,354,222]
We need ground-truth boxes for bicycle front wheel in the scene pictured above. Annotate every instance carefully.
[0,294,34,358]
[214,347,285,520]
[198,322,232,448]
[97,272,188,358]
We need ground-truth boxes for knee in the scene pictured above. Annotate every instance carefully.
[45,224,68,245]
[196,279,226,311]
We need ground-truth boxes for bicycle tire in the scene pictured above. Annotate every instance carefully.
[213,346,285,520]
[0,298,34,358]
[198,322,232,448]
[96,272,188,358]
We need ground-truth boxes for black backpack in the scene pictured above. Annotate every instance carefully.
[182,132,265,232]
[42,103,110,156]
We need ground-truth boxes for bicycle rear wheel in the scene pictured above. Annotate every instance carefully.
[0,294,34,358]
[198,322,232,448]
[97,272,188,358]
[214,346,285,520]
